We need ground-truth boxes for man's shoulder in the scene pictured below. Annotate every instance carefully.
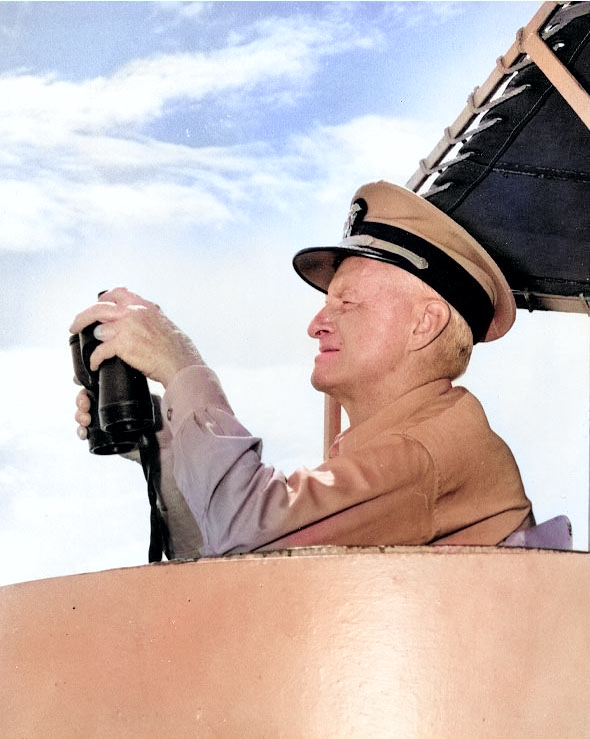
[400,382,496,456]
[402,381,485,430]
[338,381,489,455]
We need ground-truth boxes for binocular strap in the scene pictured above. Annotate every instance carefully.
[138,433,173,563]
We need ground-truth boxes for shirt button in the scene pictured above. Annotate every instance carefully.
[167,408,173,421]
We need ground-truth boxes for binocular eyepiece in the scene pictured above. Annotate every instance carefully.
[70,322,156,455]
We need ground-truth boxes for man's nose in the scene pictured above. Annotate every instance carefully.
[308,305,333,338]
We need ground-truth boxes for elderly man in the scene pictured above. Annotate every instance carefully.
[72,181,533,558]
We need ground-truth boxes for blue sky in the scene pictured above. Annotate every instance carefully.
[1,1,588,585]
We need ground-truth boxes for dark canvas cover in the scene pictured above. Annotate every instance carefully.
[422,4,590,313]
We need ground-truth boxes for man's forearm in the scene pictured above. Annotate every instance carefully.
[163,365,291,555]
[156,419,204,559]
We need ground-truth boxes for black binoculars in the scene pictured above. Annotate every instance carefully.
[69,322,156,455]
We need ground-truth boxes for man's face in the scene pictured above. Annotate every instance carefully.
[307,257,419,407]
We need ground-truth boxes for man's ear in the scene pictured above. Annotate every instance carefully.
[409,300,450,351]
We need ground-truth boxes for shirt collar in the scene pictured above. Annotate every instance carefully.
[329,378,453,457]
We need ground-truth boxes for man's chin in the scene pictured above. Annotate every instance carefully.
[310,371,337,396]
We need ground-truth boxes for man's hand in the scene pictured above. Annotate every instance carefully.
[69,287,203,388]
[74,388,91,440]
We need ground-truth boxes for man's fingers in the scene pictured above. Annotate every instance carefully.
[75,389,91,411]
[75,389,91,433]
[88,341,118,372]
[70,288,160,336]
[92,321,118,342]
[70,290,191,385]
[98,287,159,311]
[75,408,91,426]
[75,388,91,439]
[69,301,125,334]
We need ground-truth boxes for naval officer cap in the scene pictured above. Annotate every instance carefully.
[292,180,515,343]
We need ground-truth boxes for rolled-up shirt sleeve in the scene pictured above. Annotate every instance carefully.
[162,365,294,555]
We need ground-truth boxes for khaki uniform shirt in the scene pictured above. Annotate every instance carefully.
[161,366,532,557]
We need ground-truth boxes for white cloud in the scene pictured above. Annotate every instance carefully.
[0,12,373,146]
[0,110,434,253]
[0,9,394,254]
[152,0,212,26]
[288,115,440,206]
[387,1,464,29]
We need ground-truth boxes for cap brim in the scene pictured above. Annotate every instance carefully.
[293,241,421,294]
[292,248,338,293]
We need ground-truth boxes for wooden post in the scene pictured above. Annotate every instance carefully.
[519,24,590,130]
[323,394,341,459]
